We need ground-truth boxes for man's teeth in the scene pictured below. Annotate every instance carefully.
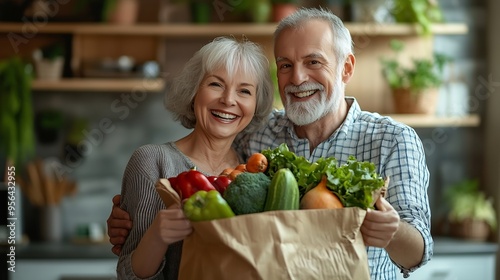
[294,90,316,98]
[212,111,237,120]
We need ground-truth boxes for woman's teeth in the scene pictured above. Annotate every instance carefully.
[212,111,237,120]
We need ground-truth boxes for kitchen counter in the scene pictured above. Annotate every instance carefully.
[433,236,498,255]
[3,237,497,280]
[2,242,118,280]
[12,241,116,259]
[8,236,498,260]
[398,237,498,280]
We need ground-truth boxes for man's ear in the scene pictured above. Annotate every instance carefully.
[341,54,356,83]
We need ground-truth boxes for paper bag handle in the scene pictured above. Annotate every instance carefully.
[155,178,181,207]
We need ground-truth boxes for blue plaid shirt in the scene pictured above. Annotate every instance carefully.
[235,97,432,280]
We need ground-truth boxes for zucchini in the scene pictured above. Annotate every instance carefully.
[264,168,299,211]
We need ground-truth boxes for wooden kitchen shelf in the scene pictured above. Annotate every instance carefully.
[387,114,480,127]
[1,21,471,128]
[32,78,165,92]
[0,22,468,36]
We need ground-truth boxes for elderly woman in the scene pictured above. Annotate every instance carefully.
[116,37,274,280]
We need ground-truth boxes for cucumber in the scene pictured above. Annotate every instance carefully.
[264,168,299,211]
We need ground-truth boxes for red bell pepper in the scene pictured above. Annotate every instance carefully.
[212,176,232,195]
[207,176,218,185]
[169,168,216,199]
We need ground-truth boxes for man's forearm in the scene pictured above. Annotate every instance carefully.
[385,221,425,269]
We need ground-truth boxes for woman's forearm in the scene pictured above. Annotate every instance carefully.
[131,226,169,278]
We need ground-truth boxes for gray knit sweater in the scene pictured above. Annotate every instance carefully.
[116,142,201,280]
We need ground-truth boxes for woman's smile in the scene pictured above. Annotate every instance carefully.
[211,109,238,122]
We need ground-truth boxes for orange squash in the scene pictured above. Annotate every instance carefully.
[246,152,268,173]
[300,176,344,209]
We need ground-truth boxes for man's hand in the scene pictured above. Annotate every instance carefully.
[107,194,133,256]
[360,196,399,248]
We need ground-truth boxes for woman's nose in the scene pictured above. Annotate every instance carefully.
[220,90,236,106]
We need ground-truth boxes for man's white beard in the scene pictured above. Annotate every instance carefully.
[284,71,345,126]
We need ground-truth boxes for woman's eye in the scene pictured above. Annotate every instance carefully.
[209,82,222,87]
[240,89,251,95]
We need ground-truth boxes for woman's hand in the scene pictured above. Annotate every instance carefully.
[360,197,400,248]
[151,203,193,245]
[131,203,193,278]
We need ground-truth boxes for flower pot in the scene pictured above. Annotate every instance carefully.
[391,87,439,114]
[272,3,297,22]
[449,219,490,241]
[107,0,139,25]
[35,57,64,81]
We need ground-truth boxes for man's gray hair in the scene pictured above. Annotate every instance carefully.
[274,7,354,62]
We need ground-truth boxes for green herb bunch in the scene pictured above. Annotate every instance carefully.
[262,143,385,209]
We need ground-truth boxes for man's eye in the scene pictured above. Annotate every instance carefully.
[310,60,320,65]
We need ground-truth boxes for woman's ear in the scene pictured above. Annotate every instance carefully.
[341,54,356,83]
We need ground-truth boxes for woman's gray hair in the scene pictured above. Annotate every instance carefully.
[274,7,353,62]
[164,37,274,133]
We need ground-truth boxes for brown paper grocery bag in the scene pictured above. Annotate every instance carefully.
[178,208,369,280]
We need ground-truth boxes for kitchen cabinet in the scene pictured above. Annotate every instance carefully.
[0,22,475,128]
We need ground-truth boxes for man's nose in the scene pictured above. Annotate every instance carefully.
[290,65,308,85]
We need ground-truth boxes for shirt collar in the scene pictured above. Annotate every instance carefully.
[337,96,360,138]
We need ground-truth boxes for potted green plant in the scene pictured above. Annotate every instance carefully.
[63,118,89,164]
[380,39,449,114]
[168,0,212,23]
[33,42,65,81]
[102,0,139,24]
[349,0,392,23]
[35,109,65,144]
[220,0,272,23]
[391,0,443,35]
[444,179,497,241]
[0,57,35,175]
